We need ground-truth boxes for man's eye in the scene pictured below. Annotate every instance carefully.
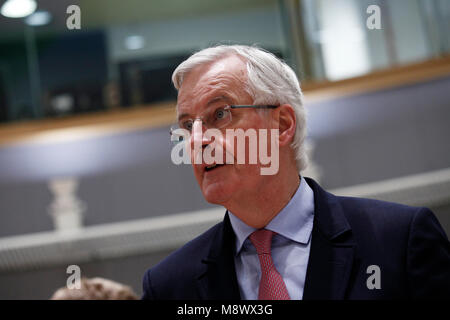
[215,108,226,120]
[182,121,193,131]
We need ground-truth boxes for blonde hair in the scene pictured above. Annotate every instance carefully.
[50,277,138,300]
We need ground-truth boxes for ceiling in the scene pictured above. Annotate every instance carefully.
[0,0,277,41]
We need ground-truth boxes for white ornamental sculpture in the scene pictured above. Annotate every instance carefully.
[48,177,86,233]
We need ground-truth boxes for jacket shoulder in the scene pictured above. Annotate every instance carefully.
[329,194,449,298]
[335,195,430,245]
[336,195,426,227]
[142,220,223,299]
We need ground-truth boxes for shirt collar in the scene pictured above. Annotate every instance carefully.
[228,176,315,255]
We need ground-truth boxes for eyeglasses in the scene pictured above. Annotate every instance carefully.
[170,104,278,144]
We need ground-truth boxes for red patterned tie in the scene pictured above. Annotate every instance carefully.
[249,229,291,300]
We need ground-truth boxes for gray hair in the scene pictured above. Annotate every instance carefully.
[172,45,307,172]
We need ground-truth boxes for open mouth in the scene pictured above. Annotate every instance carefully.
[205,164,225,172]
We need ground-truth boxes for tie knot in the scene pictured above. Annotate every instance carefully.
[249,229,274,255]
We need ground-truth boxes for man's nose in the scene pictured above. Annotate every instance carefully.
[191,119,212,149]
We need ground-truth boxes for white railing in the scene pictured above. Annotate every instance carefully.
[330,168,450,207]
[0,168,449,272]
[0,209,224,272]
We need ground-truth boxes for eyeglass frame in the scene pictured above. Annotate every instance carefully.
[172,104,278,131]
[169,104,279,144]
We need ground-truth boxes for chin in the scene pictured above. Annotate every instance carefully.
[201,180,233,205]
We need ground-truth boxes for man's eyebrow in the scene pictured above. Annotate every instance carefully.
[177,95,233,121]
[177,112,189,122]
[206,95,233,106]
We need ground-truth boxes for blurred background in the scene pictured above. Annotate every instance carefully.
[0,0,449,299]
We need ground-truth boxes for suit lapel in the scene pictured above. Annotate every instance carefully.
[195,178,356,300]
[303,178,356,300]
[196,214,241,299]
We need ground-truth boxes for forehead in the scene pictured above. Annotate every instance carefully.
[177,55,249,114]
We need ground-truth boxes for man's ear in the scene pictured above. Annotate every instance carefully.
[277,104,296,147]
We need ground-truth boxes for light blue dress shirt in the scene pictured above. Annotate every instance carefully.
[228,176,315,300]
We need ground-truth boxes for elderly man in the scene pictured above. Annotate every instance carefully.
[142,45,449,300]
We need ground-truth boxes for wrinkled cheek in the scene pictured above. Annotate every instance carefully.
[223,133,238,165]
[223,130,261,166]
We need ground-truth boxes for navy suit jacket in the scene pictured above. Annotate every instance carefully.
[142,178,450,299]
